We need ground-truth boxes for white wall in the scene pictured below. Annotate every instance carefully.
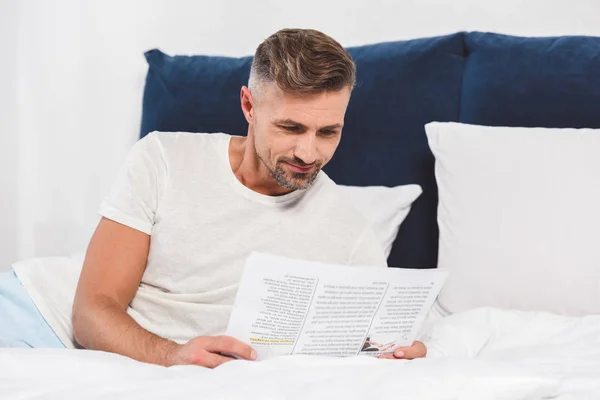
[2,0,600,271]
[0,0,19,271]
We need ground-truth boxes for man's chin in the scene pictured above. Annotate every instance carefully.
[288,172,319,190]
[275,172,318,190]
[271,162,321,190]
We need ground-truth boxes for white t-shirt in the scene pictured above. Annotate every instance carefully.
[16,132,387,348]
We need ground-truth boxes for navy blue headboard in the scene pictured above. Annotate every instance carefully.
[139,31,600,269]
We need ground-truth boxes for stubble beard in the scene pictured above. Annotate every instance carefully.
[254,144,322,190]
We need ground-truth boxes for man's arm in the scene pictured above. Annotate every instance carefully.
[72,217,179,365]
[72,217,255,367]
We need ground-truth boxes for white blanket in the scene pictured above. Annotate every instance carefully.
[2,308,599,399]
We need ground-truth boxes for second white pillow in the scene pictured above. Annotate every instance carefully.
[340,184,422,258]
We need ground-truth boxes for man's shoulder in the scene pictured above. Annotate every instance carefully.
[145,131,231,147]
[140,131,231,162]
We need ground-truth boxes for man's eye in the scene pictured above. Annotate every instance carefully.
[282,126,300,132]
[320,130,337,136]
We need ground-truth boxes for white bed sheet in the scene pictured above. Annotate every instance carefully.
[1,308,599,399]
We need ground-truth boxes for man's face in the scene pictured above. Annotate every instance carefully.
[249,82,351,190]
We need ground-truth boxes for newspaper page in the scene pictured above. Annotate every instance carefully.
[226,252,448,360]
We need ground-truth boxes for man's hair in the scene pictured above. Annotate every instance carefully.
[248,28,356,100]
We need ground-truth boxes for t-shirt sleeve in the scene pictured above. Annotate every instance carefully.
[98,132,166,235]
[348,226,388,268]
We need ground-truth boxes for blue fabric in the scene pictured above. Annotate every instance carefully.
[141,50,253,138]
[335,34,465,268]
[0,270,65,348]
[139,33,466,269]
[460,32,600,128]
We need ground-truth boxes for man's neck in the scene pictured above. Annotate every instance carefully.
[228,136,295,197]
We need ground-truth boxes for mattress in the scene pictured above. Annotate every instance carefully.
[2,307,599,399]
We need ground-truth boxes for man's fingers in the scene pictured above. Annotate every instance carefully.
[200,351,235,368]
[208,335,257,361]
[394,341,427,359]
[378,354,397,360]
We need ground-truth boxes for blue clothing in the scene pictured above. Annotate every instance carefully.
[0,269,65,348]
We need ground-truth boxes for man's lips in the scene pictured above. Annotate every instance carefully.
[284,162,314,173]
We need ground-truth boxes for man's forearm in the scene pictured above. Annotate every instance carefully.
[72,296,180,366]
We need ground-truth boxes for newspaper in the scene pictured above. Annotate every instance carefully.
[226,252,448,360]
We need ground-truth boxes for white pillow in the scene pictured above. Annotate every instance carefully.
[340,184,422,258]
[426,122,600,317]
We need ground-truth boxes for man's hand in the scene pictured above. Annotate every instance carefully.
[167,335,257,368]
[378,341,427,360]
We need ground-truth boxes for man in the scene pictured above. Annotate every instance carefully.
[0,28,426,366]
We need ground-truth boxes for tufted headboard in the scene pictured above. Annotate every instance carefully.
[139,31,600,269]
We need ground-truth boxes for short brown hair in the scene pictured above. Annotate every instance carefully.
[249,29,356,97]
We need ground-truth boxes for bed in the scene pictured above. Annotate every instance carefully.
[2,307,600,399]
[2,31,600,399]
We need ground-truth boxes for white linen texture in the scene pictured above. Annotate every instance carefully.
[2,307,599,399]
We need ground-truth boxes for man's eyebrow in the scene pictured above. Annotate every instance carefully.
[272,119,343,130]
[273,119,307,129]
[320,123,343,130]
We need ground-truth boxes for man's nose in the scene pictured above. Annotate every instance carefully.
[294,134,317,165]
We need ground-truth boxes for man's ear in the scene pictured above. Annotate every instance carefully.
[240,86,254,124]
